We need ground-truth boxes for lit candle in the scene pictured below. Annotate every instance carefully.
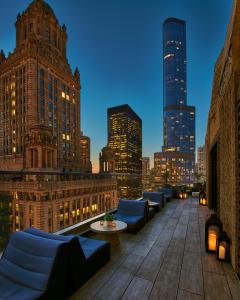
[219,245,225,260]
[208,230,217,251]
[202,198,206,205]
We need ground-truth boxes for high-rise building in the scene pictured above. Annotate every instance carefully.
[142,157,150,175]
[154,18,195,185]
[80,132,92,173]
[0,0,117,233]
[100,104,142,199]
[196,145,206,182]
[142,157,151,191]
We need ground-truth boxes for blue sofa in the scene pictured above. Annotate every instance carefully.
[113,199,147,233]
[158,187,173,201]
[143,192,164,210]
[0,231,69,300]
[24,227,110,296]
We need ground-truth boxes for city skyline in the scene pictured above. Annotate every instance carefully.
[0,0,233,171]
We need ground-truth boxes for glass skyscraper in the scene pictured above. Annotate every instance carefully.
[155,17,195,184]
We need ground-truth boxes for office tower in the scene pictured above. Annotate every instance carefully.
[142,157,150,175]
[197,145,206,182]
[155,18,195,184]
[100,104,142,198]
[0,0,117,233]
[142,157,151,191]
[80,132,92,173]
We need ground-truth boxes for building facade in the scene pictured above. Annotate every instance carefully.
[80,132,92,173]
[205,0,240,276]
[142,157,151,191]
[196,145,206,182]
[0,0,117,235]
[142,157,150,175]
[100,104,142,199]
[154,18,195,185]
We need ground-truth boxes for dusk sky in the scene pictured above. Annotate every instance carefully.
[1,0,232,172]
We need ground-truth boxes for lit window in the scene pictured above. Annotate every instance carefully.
[164,53,174,60]
[62,133,66,139]
[62,92,66,98]
[12,109,16,116]
[12,100,16,106]
[13,147,16,153]
[66,134,70,141]
[66,94,69,100]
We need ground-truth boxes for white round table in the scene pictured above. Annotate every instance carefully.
[90,220,127,246]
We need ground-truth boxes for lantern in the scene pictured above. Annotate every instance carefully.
[202,196,207,206]
[179,191,187,199]
[216,231,230,262]
[205,214,223,253]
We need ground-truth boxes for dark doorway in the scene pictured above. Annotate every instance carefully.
[209,143,218,211]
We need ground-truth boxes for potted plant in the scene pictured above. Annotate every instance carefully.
[103,213,115,226]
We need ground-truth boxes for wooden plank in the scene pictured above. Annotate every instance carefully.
[122,253,144,274]
[187,221,199,233]
[121,276,153,300]
[179,265,204,295]
[149,262,181,300]
[165,217,179,230]
[204,271,232,300]
[180,251,203,295]
[173,224,188,239]
[179,214,189,225]
[163,248,183,265]
[182,251,202,269]
[137,245,165,282]
[201,252,224,274]
[154,229,174,248]
[168,237,185,253]
[222,263,240,299]
[132,239,155,257]
[177,290,204,300]
[70,266,115,300]
[185,232,201,253]
[96,267,133,300]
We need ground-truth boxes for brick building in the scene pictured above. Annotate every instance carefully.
[205,0,240,276]
[0,0,117,234]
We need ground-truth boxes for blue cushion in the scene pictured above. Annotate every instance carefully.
[0,231,67,299]
[159,188,173,197]
[78,236,109,259]
[0,273,42,300]
[117,199,146,216]
[114,213,143,224]
[25,227,86,261]
[143,192,164,204]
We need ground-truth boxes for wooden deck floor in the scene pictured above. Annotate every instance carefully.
[71,198,240,300]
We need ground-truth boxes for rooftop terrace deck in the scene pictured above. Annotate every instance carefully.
[71,198,240,300]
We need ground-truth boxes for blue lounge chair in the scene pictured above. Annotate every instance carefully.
[158,187,173,201]
[113,199,147,233]
[0,231,69,300]
[143,192,164,210]
[24,227,110,295]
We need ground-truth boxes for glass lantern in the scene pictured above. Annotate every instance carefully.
[205,214,223,253]
[179,191,187,199]
[216,231,230,262]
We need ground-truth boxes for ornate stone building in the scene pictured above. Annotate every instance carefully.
[0,0,117,235]
[205,0,240,276]
[0,0,82,171]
